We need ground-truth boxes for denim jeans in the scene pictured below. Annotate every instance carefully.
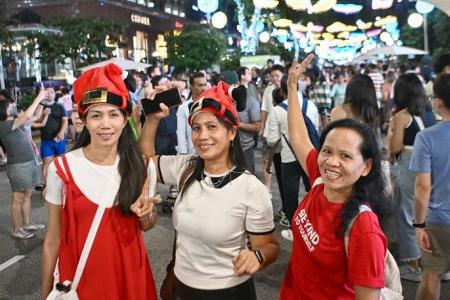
[394,151,421,262]
[281,160,310,225]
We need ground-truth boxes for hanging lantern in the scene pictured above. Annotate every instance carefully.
[253,0,279,9]
[415,1,434,14]
[273,18,293,28]
[332,4,363,15]
[197,0,218,14]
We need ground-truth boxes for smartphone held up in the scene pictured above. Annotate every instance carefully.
[141,88,182,115]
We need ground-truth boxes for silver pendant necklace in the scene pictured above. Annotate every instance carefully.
[202,167,240,189]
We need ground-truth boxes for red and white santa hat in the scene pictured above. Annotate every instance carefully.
[188,81,240,128]
[73,63,132,116]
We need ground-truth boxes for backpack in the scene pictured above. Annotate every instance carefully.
[345,205,403,300]
[278,97,320,149]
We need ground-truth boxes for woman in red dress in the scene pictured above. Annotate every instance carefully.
[41,64,158,299]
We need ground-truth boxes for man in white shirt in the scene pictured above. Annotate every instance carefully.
[260,65,285,204]
[176,72,208,155]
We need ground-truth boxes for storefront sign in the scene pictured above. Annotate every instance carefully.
[131,14,150,26]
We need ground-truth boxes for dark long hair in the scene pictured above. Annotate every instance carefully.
[344,74,379,129]
[73,117,146,215]
[180,117,248,199]
[0,99,9,121]
[319,119,389,235]
[0,90,13,121]
[393,74,427,116]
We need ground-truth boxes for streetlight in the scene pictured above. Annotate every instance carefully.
[259,31,270,43]
[0,44,4,89]
[415,0,434,53]
[407,13,423,28]
[211,11,227,29]
[11,42,22,82]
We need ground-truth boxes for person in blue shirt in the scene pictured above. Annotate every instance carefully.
[410,73,450,300]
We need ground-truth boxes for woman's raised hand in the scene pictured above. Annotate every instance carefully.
[144,85,171,120]
[130,177,157,221]
[288,53,315,87]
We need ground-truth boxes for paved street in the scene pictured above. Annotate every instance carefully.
[0,146,448,299]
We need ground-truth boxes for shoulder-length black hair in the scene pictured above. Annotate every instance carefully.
[0,90,13,121]
[393,73,427,116]
[319,119,389,235]
[180,117,248,198]
[73,115,146,215]
[0,100,9,121]
[344,74,379,128]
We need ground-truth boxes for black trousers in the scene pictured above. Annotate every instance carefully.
[174,277,257,300]
[273,153,285,206]
[281,160,310,225]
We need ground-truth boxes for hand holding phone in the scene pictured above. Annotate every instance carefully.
[141,88,182,115]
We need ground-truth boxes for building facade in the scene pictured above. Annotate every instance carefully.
[4,0,202,85]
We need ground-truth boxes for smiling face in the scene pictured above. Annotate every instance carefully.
[317,128,372,202]
[191,112,236,165]
[271,70,283,88]
[192,77,208,100]
[84,104,127,148]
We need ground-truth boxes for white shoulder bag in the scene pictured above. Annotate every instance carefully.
[345,205,403,300]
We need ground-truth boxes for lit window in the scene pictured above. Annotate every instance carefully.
[165,6,172,13]
[180,11,185,17]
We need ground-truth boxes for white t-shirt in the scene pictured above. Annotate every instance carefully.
[266,97,319,163]
[176,98,195,155]
[159,155,275,290]
[46,148,152,207]
[261,84,276,114]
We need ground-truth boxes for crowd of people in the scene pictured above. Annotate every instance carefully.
[0,51,449,300]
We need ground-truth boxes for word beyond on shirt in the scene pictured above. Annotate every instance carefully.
[294,209,320,252]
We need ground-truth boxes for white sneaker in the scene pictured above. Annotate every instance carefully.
[0,157,6,165]
[442,271,450,281]
[281,229,293,242]
[23,222,46,231]
[11,228,34,239]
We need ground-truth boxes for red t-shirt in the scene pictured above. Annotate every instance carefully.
[280,149,386,300]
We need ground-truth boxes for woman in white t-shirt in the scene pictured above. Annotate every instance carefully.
[140,81,279,300]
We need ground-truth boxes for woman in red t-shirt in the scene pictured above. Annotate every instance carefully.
[280,56,389,300]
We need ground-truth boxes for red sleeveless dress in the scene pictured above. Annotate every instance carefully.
[53,155,157,300]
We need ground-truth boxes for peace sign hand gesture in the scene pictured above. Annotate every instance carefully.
[130,177,157,230]
[288,53,315,88]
